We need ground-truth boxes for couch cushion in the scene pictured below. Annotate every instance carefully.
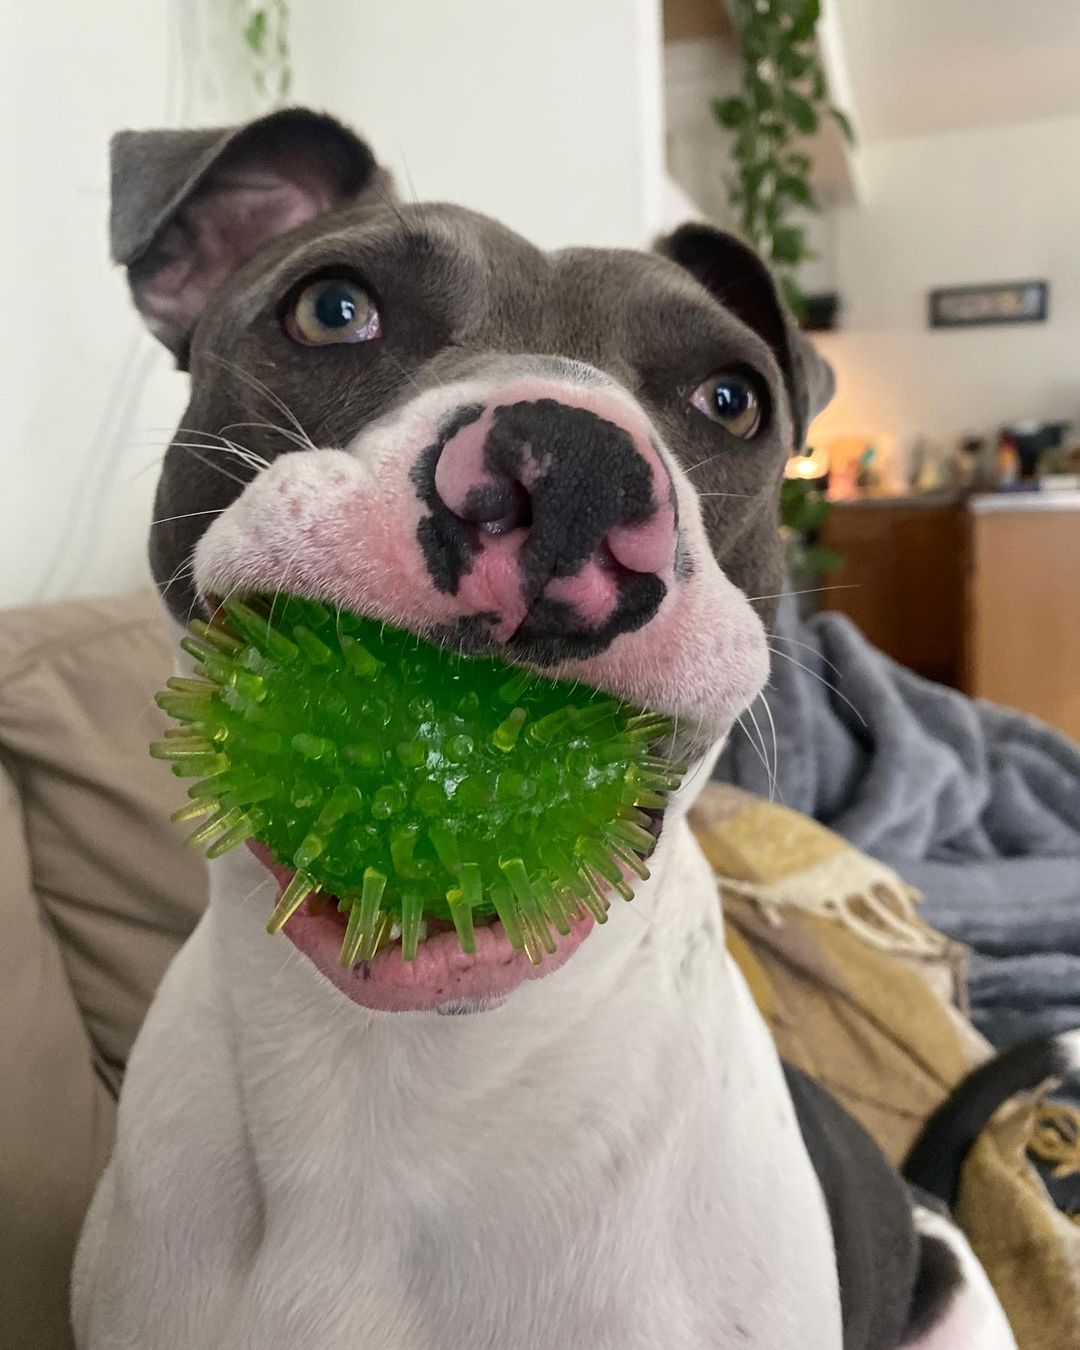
[0,590,207,1347]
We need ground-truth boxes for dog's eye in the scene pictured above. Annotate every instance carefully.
[284,277,382,346]
[689,372,763,439]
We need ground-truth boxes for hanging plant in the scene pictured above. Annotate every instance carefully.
[712,0,854,314]
[238,0,292,105]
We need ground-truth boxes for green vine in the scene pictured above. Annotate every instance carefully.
[712,0,854,314]
[238,0,292,105]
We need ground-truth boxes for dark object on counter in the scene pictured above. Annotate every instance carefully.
[928,280,1048,328]
[1000,420,1070,481]
[801,291,840,332]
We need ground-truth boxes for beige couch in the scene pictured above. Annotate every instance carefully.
[0,592,207,1349]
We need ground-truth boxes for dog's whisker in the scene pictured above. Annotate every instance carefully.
[743,700,777,804]
[216,420,314,454]
[172,425,275,465]
[178,435,271,474]
[768,647,868,728]
[150,508,227,527]
[767,632,844,679]
[746,584,859,603]
[208,354,315,448]
[149,426,274,473]
[758,691,784,806]
[165,446,252,487]
[137,436,265,481]
[695,491,753,499]
[735,713,773,782]
[681,455,715,476]
[159,557,196,604]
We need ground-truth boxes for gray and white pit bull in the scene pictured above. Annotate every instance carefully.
[73,109,1018,1349]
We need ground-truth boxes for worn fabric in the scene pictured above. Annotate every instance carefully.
[689,783,1080,1349]
[714,594,1080,1046]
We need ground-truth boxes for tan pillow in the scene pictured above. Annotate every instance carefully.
[0,590,207,1349]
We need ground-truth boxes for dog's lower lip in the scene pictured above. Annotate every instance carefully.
[244,840,601,1013]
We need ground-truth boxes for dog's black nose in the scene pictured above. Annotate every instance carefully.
[416,393,677,662]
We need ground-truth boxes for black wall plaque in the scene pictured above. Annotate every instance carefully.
[928,280,1049,329]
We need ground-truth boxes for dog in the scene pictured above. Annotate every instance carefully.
[72,108,1025,1349]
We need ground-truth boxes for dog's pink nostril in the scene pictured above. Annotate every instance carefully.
[605,504,678,576]
[434,413,493,518]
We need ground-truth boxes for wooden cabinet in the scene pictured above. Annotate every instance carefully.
[819,498,967,688]
[967,501,1080,741]
[819,493,1080,742]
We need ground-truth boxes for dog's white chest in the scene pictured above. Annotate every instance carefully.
[73,826,842,1350]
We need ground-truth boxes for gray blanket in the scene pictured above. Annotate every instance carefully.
[714,597,1080,1046]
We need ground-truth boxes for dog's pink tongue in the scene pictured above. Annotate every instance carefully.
[246,843,594,1013]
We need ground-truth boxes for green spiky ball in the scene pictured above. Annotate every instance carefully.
[151,594,684,966]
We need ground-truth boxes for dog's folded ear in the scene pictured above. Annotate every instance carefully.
[654,223,834,449]
[110,108,391,365]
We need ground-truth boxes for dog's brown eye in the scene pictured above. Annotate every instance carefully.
[689,372,762,439]
[285,277,382,346]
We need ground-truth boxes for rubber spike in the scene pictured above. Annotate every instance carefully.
[576,868,611,923]
[170,798,220,824]
[185,805,243,848]
[343,868,387,964]
[166,675,220,695]
[339,635,382,676]
[221,600,299,664]
[179,635,217,667]
[341,901,392,968]
[539,842,590,901]
[190,618,245,654]
[496,668,533,704]
[606,818,656,853]
[526,706,575,745]
[428,822,462,875]
[399,890,424,961]
[149,737,215,760]
[533,876,572,936]
[205,811,261,859]
[267,872,316,933]
[155,692,217,722]
[450,863,483,955]
[339,895,369,968]
[575,837,623,885]
[605,837,651,881]
[500,857,556,959]
[291,625,336,666]
[490,884,525,952]
[492,707,527,752]
[363,911,394,961]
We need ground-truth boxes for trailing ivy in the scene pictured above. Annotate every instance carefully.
[239,0,292,105]
[712,0,854,314]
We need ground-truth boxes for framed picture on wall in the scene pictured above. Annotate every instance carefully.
[928,280,1049,329]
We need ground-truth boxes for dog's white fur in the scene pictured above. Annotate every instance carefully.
[73,810,846,1349]
[72,364,1015,1349]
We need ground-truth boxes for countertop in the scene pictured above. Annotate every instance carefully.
[968,489,1080,513]
[828,488,1080,513]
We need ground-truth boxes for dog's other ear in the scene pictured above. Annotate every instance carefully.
[655,223,833,448]
[110,107,391,364]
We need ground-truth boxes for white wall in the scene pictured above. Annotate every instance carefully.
[1,0,668,608]
[810,112,1080,443]
[292,0,666,253]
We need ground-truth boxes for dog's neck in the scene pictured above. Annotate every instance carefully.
[189,810,840,1349]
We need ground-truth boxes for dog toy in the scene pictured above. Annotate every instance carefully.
[151,595,684,965]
